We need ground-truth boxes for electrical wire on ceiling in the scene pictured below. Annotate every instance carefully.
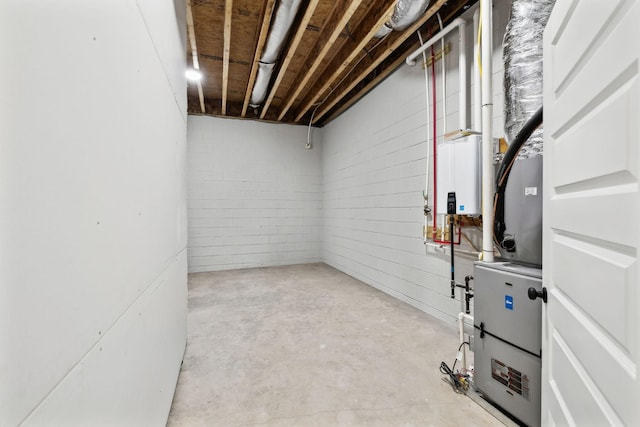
[305,0,439,146]
[305,33,390,148]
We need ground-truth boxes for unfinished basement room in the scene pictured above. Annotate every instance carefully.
[2,0,639,426]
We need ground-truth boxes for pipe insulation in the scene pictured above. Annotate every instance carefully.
[472,8,481,131]
[251,63,276,108]
[389,0,430,31]
[250,0,303,108]
[502,0,555,159]
[375,0,430,37]
[481,0,494,263]
[261,0,302,63]
[458,19,467,130]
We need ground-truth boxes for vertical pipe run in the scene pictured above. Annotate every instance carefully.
[458,312,474,374]
[437,15,447,137]
[419,32,431,245]
[459,20,467,131]
[431,33,438,238]
[458,312,467,374]
[473,8,481,131]
[450,215,455,298]
[481,0,494,262]
[464,275,473,314]
[406,19,468,241]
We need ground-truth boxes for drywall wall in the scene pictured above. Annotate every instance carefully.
[321,2,511,326]
[0,0,187,425]
[187,116,322,272]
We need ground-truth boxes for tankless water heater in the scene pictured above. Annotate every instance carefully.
[436,134,482,215]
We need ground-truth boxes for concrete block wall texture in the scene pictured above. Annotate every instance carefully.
[0,0,188,425]
[187,116,323,272]
[321,2,512,326]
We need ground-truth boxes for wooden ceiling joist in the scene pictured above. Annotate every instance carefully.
[324,47,410,124]
[187,0,475,126]
[241,0,277,117]
[312,0,449,124]
[222,0,233,115]
[276,0,364,122]
[260,0,321,120]
[186,0,205,113]
[293,0,397,123]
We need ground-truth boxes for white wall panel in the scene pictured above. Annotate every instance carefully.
[187,116,322,272]
[0,0,187,425]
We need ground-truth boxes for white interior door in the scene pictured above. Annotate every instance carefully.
[542,0,639,425]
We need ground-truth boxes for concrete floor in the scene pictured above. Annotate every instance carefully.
[167,263,503,427]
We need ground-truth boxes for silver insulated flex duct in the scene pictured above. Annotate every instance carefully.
[502,0,555,159]
[389,0,430,31]
[374,0,430,37]
[496,0,555,266]
[250,0,303,108]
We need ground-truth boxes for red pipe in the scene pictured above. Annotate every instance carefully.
[433,225,462,245]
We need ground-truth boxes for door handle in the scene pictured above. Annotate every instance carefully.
[528,287,547,303]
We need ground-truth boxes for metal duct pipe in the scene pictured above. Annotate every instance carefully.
[250,63,275,107]
[374,23,393,38]
[389,0,430,31]
[261,0,302,63]
[502,0,555,158]
[375,0,430,37]
[249,0,303,108]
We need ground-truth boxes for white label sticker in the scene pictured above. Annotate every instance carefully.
[524,186,538,196]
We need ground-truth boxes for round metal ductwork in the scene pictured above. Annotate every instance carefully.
[374,0,430,37]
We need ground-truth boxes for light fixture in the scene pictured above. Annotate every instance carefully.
[185,68,203,82]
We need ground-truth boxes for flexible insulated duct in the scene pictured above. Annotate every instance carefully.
[502,0,555,158]
[389,0,430,30]
[251,63,275,108]
[375,0,430,37]
[250,0,303,108]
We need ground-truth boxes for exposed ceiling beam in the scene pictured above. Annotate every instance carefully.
[260,0,321,120]
[322,46,411,125]
[312,0,448,124]
[241,0,277,117]
[222,0,233,115]
[276,0,364,122]
[186,0,205,113]
[319,0,472,125]
[293,0,396,123]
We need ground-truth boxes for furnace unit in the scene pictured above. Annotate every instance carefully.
[473,262,543,427]
[472,115,546,427]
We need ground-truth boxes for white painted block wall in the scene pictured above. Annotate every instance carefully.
[0,1,188,425]
[187,116,322,272]
[321,2,512,326]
